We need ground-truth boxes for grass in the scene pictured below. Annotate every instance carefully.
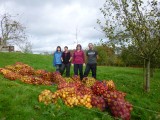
[0,52,160,120]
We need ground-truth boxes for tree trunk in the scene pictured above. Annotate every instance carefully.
[145,59,150,92]
[143,59,146,90]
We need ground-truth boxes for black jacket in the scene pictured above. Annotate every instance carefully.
[62,52,71,64]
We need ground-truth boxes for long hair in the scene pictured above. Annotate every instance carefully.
[56,46,61,52]
[76,44,82,50]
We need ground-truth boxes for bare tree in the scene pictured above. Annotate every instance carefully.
[17,40,32,53]
[0,13,28,51]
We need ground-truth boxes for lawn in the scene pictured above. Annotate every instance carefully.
[0,52,160,120]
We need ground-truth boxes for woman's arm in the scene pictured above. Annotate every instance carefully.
[53,52,56,66]
[82,51,85,63]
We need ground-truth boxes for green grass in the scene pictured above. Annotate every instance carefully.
[0,52,160,120]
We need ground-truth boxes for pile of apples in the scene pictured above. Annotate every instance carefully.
[51,72,65,84]
[0,62,53,85]
[0,68,22,80]
[91,81,108,96]
[82,77,96,87]
[71,75,81,81]
[5,62,35,76]
[103,80,116,91]
[109,98,132,120]
[101,89,132,120]
[91,95,106,111]
[39,86,92,109]
[38,89,53,105]
[0,62,133,120]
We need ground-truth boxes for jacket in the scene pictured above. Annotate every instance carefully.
[62,51,72,64]
[53,51,62,66]
[72,50,85,64]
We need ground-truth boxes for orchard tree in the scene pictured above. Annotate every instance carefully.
[121,46,143,67]
[0,13,31,52]
[98,0,160,92]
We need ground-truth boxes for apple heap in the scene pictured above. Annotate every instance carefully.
[77,85,93,96]
[91,95,106,111]
[34,70,53,85]
[4,72,22,80]
[58,81,82,90]
[1,62,133,120]
[51,72,65,84]
[1,68,22,80]
[52,87,92,109]
[82,77,96,88]
[5,65,15,71]
[57,81,69,89]
[62,94,92,109]
[20,75,34,84]
[32,77,44,85]
[91,81,108,96]
[1,68,12,75]
[76,94,92,109]
[103,80,116,91]
[102,90,126,106]
[41,71,52,82]
[20,75,52,85]
[18,67,35,76]
[38,89,53,105]
[64,77,74,83]
[52,87,77,107]
[71,75,81,81]
[5,62,35,75]
[0,68,3,73]
[34,69,46,76]
[42,80,52,86]
[109,98,132,120]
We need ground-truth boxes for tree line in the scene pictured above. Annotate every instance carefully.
[94,43,160,69]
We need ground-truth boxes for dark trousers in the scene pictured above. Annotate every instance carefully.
[74,64,83,80]
[84,63,97,79]
[61,63,71,77]
[55,64,62,73]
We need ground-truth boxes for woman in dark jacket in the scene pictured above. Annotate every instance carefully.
[61,46,72,77]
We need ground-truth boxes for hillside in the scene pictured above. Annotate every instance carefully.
[0,52,160,120]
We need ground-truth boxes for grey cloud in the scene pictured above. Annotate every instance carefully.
[0,0,106,53]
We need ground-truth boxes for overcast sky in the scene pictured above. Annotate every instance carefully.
[0,0,106,53]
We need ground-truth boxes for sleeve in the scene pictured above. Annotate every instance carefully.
[86,51,88,56]
[70,52,72,57]
[72,51,75,64]
[69,52,72,59]
[82,51,85,63]
[61,52,63,59]
[53,52,56,66]
[95,50,98,55]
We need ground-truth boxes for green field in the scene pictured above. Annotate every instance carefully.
[0,52,160,120]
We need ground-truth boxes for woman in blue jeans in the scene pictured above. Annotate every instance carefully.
[53,46,62,72]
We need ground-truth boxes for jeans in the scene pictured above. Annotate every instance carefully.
[74,64,83,80]
[61,63,71,77]
[84,63,97,79]
[55,64,62,73]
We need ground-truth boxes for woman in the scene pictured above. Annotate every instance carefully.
[61,46,72,77]
[72,44,85,80]
[53,46,62,72]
